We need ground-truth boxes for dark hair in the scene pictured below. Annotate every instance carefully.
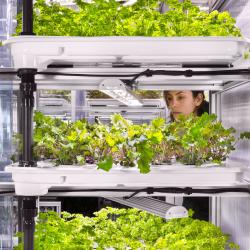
[163,90,209,119]
[191,91,209,116]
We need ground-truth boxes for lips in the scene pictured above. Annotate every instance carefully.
[172,112,182,115]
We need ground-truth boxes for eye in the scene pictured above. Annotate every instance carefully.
[166,96,172,102]
[177,95,185,101]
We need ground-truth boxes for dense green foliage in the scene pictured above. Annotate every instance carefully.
[31,112,162,173]
[15,208,239,250]
[11,112,250,172]
[14,207,239,250]
[153,113,237,165]
[15,0,241,37]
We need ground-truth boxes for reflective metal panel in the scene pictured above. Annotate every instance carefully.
[218,81,250,250]
[220,197,250,250]
[221,82,250,165]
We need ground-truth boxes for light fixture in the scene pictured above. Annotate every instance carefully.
[105,197,188,220]
[99,79,143,106]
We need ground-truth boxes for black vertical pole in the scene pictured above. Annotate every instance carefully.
[17,1,37,250]
[17,197,23,243]
[18,68,37,167]
[22,197,37,249]
[17,68,37,250]
[20,0,35,35]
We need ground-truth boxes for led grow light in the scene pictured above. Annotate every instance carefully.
[106,197,188,220]
[99,79,143,106]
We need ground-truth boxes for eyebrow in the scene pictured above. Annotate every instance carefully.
[176,91,184,95]
[167,91,184,96]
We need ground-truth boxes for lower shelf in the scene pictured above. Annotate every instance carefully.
[5,162,249,196]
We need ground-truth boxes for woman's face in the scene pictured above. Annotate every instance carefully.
[165,91,203,120]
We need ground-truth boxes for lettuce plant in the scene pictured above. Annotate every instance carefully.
[15,0,241,37]
[14,207,239,250]
[12,111,250,171]
[166,113,237,165]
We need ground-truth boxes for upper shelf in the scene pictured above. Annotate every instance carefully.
[4,36,250,68]
[5,161,250,196]
[2,36,250,90]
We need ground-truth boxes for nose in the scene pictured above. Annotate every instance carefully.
[170,98,177,108]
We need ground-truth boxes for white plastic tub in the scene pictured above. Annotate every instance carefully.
[5,162,245,196]
[3,36,249,69]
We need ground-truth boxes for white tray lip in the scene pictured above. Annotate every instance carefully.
[6,162,247,196]
[5,162,244,174]
[3,35,248,45]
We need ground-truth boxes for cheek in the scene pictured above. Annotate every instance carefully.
[182,100,196,115]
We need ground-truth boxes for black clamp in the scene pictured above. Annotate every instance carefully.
[146,187,155,195]
[185,69,193,77]
[23,208,38,225]
[22,198,38,226]
[18,68,37,107]
[144,69,153,77]
[17,68,37,78]
[184,187,193,195]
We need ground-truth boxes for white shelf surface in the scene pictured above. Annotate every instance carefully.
[3,36,249,68]
[5,162,250,196]
[2,36,250,91]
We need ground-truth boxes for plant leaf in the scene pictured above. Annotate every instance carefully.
[97,155,113,171]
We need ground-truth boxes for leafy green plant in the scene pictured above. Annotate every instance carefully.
[14,207,239,250]
[151,112,250,166]
[244,48,250,59]
[100,114,162,173]
[15,0,241,37]
[12,111,250,171]
[33,111,93,165]
[167,113,237,165]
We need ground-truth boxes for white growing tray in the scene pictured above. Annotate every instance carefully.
[5,163,246,196]
[3,36,250,69]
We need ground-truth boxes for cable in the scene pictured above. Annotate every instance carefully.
[131,68,250,81]
[48,188,142,193]
[1,187,249,196]
[127,187,250,198]
[0,71,18,74]
[47,187,250,198]
[1,68,250,80]
[0,191,15,195]
[36,71,140,78]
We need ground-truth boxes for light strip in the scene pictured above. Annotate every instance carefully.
[99,79,143,106]
[105,197,188,220]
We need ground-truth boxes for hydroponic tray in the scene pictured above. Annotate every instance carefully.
[5,163,247,196]
[3,36,250,69]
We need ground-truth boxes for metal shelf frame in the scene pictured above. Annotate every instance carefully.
[0,0,250,249]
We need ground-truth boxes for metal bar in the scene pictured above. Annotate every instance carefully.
[71,91,76,122]
[210,0,227,11]
[21,0,34,35]
[38,106,164,114]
